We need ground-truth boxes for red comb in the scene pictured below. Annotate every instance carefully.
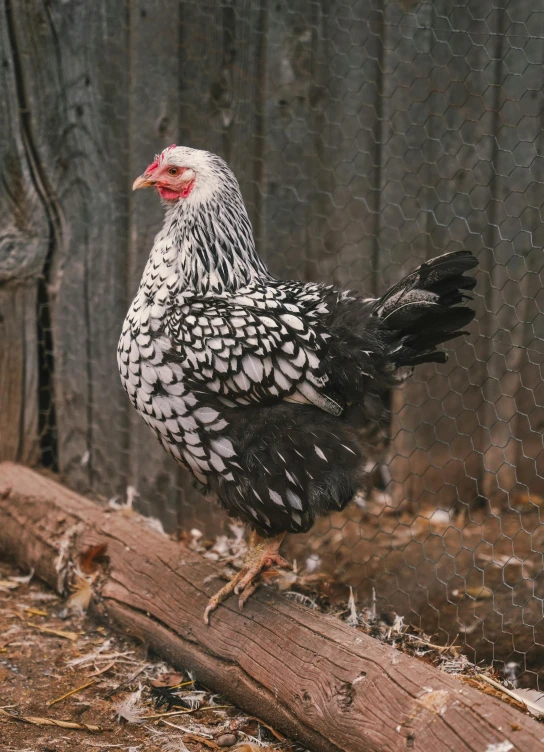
[160,144,177,162]
[146,145,177,174]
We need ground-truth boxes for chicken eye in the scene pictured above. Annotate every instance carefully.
[168,167,178,176]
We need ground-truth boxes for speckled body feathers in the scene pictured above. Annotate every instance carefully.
[119,147,477,536]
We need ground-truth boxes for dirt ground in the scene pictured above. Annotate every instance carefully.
[286,488,544,688]
[2,495,544,752]
[0,560,302,752]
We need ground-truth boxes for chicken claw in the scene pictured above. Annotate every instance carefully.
[204,532,289,624]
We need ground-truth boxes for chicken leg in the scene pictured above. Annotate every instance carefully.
[204,531,289,624]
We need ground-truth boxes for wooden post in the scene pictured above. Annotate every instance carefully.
[0,462,542,752]
[0,0,50,466]
[2,0,131,497]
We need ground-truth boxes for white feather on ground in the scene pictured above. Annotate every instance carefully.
[113,686,145,723]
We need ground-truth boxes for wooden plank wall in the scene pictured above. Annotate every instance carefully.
[1,0,544,535]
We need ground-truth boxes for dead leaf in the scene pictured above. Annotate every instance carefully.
[150,672,186,688]
[0,580,20,591]
[65,576,93,614]
[9,570,34,584]
[24,608,48,617]
[463,587,493,600]
[28,623,81,641]
[181,733,219,750]
[0,708,101,732]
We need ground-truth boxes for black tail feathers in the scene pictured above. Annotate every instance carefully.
[373,251,478,368]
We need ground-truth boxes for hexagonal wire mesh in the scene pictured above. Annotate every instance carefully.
[21,0,544,690]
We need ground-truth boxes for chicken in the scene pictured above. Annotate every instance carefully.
[119,145,477,622]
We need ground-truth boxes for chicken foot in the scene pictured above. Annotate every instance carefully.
[204,531,289,624]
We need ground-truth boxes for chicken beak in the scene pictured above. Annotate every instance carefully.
[132,175,154,191]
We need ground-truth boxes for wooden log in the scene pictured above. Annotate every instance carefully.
[0,463,541,752]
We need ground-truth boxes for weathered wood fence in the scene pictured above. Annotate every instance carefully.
[2,0,544,534]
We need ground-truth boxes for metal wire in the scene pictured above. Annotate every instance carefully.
[30,1,544,690]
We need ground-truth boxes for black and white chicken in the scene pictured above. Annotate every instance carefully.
[118,145,477,622]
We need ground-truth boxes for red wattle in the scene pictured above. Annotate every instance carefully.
[157,186,181,200]
[156,177,195,201]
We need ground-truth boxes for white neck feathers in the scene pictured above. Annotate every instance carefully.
[147,175,271,296]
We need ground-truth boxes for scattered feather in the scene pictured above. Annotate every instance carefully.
[304,554,320,573]
[283,591,318,609]
[486,742,514,752]
[346,587,359,627]
[146,727,192,751]
[9,569,34,584]
[64,575,93,615]
[126,485,139,508]
[477,674,544,718]
[158,737,191,752]
[172,691,206,710]
[113,687,145,724]
[144,516,166,536]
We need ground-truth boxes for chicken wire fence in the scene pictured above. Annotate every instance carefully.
[9,0,544,690]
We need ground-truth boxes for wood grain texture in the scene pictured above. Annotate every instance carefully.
[0,0,52,466]
[0,1,50,283]
[477,0,544,504]
[454,0,506,510]
[434,0,500,513]
[309,2,383,294]
[376,0,436,510]
[0,462,542,752]
[261,0,320,279]
[0,284,39,464]
[378,1,492,513]
[175,0,230,535]
[8,1,130,496]
[220,1,266,238]
[127,0,187,530]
